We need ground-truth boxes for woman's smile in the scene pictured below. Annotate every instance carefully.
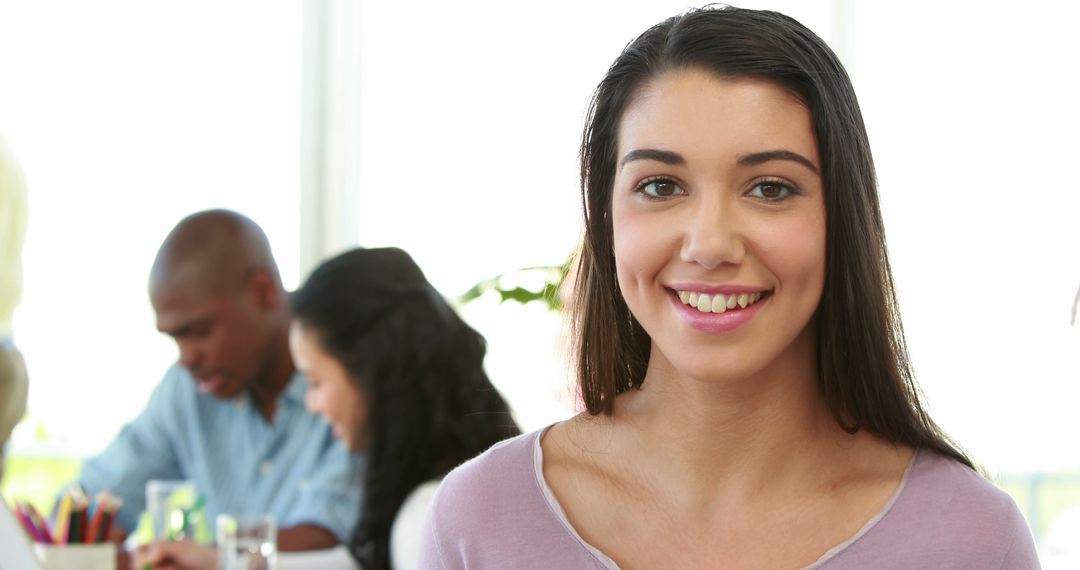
[664,285,774,334]
[672,288,770,313]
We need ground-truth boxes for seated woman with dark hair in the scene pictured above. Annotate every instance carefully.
[135,246,520,570]
[289,246,521,569]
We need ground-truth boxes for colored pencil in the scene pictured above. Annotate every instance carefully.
[54,492,72,544]
[13,501,46,542]
[24,501,55,544]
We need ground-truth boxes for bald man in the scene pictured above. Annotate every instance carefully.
[77,210,364,552]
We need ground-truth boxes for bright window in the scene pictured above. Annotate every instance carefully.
[0,0,302,454]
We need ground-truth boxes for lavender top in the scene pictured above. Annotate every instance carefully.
[419,426,1039,569]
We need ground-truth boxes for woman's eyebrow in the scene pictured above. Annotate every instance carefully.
[620,148,819,175]
[620,148,686,169]
[737,149,819,174]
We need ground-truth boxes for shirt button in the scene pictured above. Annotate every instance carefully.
[260,461,273,475]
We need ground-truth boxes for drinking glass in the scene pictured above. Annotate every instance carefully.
[216,514,277,570]
[145,479,197,540]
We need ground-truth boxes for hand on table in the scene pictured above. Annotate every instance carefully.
[130,540,217,570]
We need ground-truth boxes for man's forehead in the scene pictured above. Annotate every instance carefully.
[150,258,227,296]
[152,289,227,331]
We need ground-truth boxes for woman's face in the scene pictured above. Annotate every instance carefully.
[611,69,826,384]
[289,322,370,452]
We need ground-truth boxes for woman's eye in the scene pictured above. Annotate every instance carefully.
[748,180,795,201]
[636,178,685,199]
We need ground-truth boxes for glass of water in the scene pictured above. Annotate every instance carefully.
[146,479,197,540]
[216,514,277,570]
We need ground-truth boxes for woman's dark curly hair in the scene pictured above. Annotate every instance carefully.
[291,247,521,569]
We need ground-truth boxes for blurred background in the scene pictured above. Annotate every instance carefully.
[1,0,1077,558]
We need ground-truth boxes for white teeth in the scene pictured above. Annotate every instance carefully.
[676,289,766,313]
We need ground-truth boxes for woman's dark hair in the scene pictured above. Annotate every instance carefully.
[291,247,521,569]
[573,5,973,468]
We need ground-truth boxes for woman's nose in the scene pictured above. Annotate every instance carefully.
[679,195,746,270]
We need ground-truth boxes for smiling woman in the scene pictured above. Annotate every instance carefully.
[419,6,1040,569]
[611,73,827,385]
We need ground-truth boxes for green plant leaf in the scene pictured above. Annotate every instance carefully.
[498,287,545,305]
[458,253,575,312]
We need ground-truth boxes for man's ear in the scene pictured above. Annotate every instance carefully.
[245,269,279,310]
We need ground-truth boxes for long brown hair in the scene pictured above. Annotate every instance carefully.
[572,6,973,469]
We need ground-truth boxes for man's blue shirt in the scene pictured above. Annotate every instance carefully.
[79,364,364,541]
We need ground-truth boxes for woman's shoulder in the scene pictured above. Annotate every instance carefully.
[420,424,611,568]
[429,427,547,517]
[831,449,1039,568]
[900,450,1027,524]
[458,427,543,473]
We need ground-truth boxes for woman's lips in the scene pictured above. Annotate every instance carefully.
[668,288,771,333]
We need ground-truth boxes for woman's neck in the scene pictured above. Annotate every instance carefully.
[605,334,859,502]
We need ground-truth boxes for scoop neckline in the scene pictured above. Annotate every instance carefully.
[531,424,920,569]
